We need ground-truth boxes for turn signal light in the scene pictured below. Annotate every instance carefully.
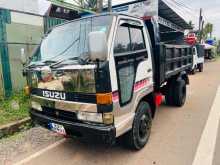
[24,86,30,96]
[96,93,112,105]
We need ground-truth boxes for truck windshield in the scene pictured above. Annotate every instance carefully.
[33,15,113,63]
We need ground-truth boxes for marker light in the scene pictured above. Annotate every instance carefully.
[96,93,112,105]
[103,112,114,125]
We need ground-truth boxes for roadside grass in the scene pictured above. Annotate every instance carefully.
[0,92,30,126]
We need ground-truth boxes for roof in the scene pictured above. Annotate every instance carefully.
[111,0,191,30]
[159,0,192,29]
[0,0,50,16]
[47,0,192,31]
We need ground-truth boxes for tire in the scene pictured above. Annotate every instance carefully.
[199,64,204,72]
[123,101,152,150]
[165,80,174,106]
[191,68,196,75]
[165,79,186,107]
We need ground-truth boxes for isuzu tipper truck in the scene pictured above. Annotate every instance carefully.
[23,13,193,150]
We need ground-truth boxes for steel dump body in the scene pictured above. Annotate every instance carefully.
[154,44,192,89]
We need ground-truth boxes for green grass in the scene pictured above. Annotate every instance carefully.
[0,92,30,126]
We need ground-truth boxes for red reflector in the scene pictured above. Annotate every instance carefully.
[155,93,163,107]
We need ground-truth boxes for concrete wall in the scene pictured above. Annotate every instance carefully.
[0,0,50,15]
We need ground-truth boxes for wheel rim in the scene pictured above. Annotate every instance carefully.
[138,114,151,139]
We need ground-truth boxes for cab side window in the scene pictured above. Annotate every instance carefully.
[113,22,147,106]
[130,27,146,51]
[114,26,131,54]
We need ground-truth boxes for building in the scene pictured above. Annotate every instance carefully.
[0,0,64,96]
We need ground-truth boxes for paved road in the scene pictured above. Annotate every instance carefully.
[2,59,220,165]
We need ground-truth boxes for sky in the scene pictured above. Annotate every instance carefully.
[40,0,220,39]
[180,0,220,39]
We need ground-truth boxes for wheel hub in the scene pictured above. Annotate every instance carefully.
[139,115,151,139]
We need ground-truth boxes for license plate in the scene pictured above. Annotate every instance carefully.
[49,123,66,135]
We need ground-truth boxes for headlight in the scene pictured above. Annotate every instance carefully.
[31,101,42,111]
[77,112,103,123]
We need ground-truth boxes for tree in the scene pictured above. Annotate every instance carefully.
[217,40,220,54]
[74,0,111,13]
[72,0,97,11]
[189,20,194,29]
[201,23,214,40]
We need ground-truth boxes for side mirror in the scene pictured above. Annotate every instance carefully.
[20,48,27,65]
[88,31,108,61]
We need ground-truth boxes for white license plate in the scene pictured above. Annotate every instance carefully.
[49,123,66,135]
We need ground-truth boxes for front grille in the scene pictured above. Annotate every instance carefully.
[40,107,78,122]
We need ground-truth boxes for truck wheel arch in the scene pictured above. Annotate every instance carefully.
[140,93,156,118]
[178,71,189,85]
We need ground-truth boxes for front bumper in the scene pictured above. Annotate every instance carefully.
[30,110,116,144]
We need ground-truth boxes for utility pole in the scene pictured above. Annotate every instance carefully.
[198,8,202,32]
[198,8,203,43]
[200,20,205,43]
[108,0,112,12]
[97,0,103,13]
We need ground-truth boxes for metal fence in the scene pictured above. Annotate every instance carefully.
[0,8,65,97]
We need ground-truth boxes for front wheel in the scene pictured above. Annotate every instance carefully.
[123,101,152,150]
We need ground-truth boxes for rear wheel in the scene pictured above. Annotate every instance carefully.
[123,101,152,150]
[191,67,196,75]
[173,80,186,107]
[199,63,204,72]
[165,79,186,107]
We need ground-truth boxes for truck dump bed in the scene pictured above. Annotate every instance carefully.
[154,44,193,88]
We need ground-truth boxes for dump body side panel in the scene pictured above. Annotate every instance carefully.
[154,44,193,89]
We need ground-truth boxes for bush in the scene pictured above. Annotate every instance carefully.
[0,92,30,126]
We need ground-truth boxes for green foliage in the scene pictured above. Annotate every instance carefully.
[202,23,214,40]
[189,20,194,29]
[217,40,220,54]
[65,0,97,11]
[0,91,29,126]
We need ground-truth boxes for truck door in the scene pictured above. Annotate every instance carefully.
[112,18,153,111]
[193,46,197,69]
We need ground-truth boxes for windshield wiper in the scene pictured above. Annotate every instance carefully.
[44,37,80,62]
[51,56,89,68]
[25,60,57,69]
[26,37,80,69]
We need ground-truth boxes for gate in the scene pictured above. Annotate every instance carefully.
[0,8,66,97]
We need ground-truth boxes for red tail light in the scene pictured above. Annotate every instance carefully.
[155,93,163,107]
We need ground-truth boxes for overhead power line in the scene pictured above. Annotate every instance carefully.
[164,0,199,19]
